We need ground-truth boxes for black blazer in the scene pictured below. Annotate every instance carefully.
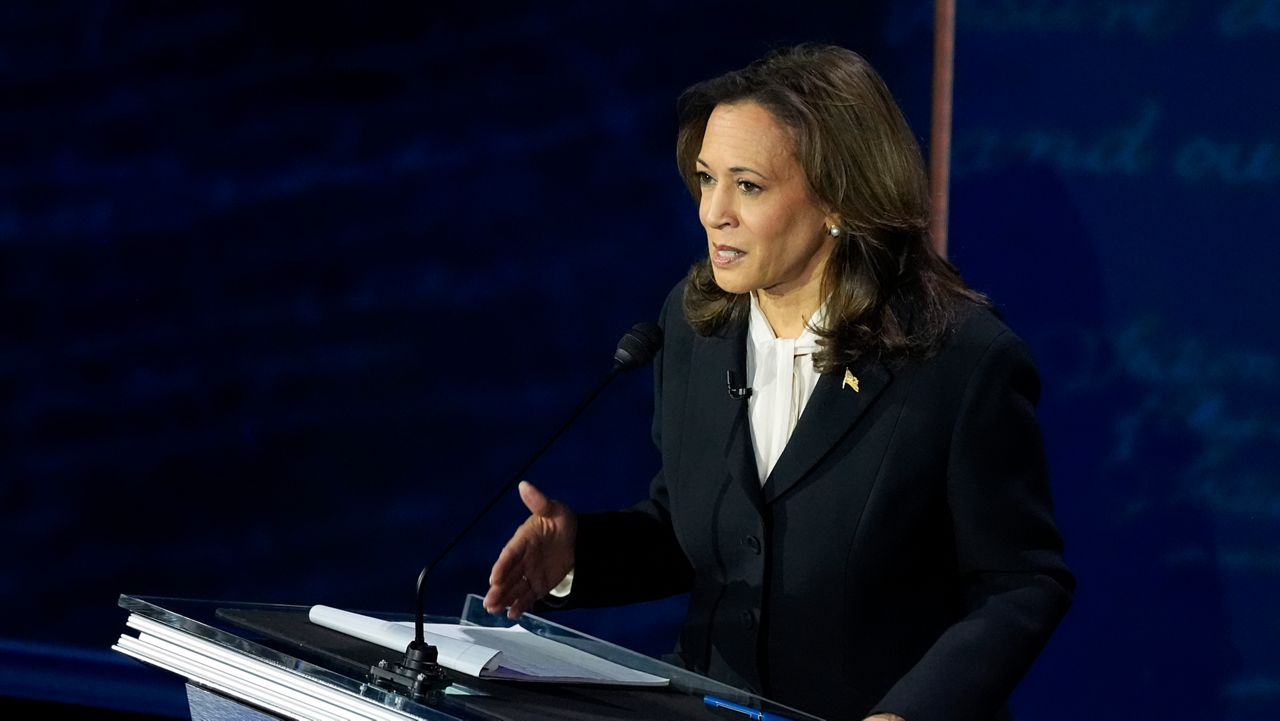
[568,282,1074,721]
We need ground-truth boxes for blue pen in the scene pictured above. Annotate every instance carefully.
[703,694,797,721]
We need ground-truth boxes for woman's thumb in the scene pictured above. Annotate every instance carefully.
[518,480,550,516]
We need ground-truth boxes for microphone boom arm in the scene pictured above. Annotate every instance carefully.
[411,365,623,646]
[377,320,661,702]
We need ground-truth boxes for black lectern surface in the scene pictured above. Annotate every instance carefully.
[114,594,825,721]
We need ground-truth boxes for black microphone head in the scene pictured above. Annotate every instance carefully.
[613,322,663,371]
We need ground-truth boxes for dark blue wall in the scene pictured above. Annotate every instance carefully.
[2,2,1276,720]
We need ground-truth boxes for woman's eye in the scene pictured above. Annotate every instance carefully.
[737,179,762,194]
[695,171,714,186]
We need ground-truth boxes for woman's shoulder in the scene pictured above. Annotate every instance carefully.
[657,277,699,340]
[661,278,687,318]
[930,299,1036,377]
[950,299,1018,349]
[890,300,1041,414]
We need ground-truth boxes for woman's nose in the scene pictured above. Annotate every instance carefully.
[701,184,737,230]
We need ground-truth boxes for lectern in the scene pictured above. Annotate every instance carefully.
[114,594,824,721]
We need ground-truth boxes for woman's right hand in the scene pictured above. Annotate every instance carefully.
[483,481,577,619]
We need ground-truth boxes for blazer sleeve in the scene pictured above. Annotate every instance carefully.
[873,329,1075,721]
[554,284,695,608]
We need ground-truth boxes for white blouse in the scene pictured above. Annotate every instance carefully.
[746,292,826,485]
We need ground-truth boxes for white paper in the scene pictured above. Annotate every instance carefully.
[309,605,667,686]
[308,605,499,677]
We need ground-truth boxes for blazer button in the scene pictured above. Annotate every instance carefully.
[740,610,756,630]
[743,535,761,554]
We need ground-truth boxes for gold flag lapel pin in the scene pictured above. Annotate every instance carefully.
[843,368,860,392]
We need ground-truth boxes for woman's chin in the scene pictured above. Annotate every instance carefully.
[711,268,754,296]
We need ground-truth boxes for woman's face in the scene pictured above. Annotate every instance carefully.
[696,101,834,298]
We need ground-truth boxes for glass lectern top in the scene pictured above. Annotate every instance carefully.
[117,593,825,721]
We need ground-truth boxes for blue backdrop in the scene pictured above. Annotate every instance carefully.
[3,2,1276,720]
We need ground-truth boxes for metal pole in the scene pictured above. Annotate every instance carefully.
[930,0,957,257]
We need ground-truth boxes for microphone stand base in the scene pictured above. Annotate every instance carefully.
[369,641,450,703]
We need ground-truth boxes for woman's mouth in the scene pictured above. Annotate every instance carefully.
[712,244,746,268]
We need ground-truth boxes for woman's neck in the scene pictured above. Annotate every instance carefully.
[755,284,823,339]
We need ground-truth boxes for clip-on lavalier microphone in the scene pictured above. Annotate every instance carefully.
[726,371,752,400]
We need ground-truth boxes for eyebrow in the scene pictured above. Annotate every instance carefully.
[696,158,769,180]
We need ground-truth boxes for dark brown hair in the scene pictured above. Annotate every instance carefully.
[676,44,987,369]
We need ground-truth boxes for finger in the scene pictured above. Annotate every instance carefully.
[486,559,544,611]
[490,521,542,581]
[484,576,526,614]
[492,576,527,619]
[484,554,527,611]
[507,582,537,620]
[482,586,505,613]
[518,480,551,516]
[484,588,516,615]
[521,571,546,600]
[488,539,529,585]
[483,572,512,612]
[514,573,544,616]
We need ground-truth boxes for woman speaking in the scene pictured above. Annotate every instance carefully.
[484,44,1073,721]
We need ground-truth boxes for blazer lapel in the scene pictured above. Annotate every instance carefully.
[761,355,893,504]
[689,319,763,514]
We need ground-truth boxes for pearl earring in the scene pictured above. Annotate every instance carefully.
[828,225,842,238]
